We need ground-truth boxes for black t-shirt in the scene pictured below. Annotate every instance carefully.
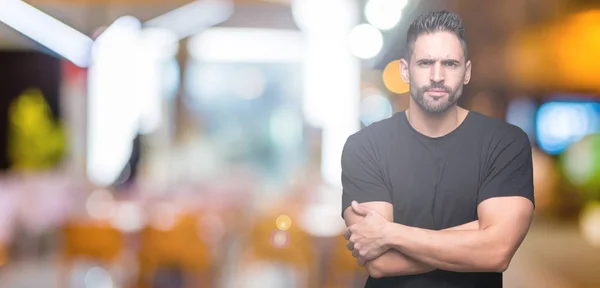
[341,110,534,288]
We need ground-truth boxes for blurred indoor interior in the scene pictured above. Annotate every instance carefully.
[0,0,600,287]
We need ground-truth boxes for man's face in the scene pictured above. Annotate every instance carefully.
[400,31,471,114]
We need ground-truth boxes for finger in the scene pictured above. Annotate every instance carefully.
[346,240,354,251]
[352,249,359,259]
[351,201,369,216]
[358,256,366,266]
[343,227,351,240]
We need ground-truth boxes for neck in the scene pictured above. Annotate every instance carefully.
[406,101,467,138]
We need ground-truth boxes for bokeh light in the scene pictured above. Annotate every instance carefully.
[382,60,409,94]
[360,91,393,126]
[364,0,407,30]
[536,101,600,155]
[275,215,292,231]
[580,201,600,248]
[347,24,383,59]
[561,134,600,200]
[270,230,290,248]
[85,189,115,220]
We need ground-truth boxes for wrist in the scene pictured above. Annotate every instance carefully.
[382,221,403,250]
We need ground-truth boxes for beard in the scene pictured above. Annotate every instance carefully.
[410,80,463,114]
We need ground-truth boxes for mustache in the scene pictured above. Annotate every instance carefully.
[420,82,451,93]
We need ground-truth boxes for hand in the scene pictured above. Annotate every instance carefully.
[344,201,390,265]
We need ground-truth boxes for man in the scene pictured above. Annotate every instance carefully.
[341,10,534,288]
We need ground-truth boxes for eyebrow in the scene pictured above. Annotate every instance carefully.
[416,58,461,65]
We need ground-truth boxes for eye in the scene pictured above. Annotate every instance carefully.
[443,61,459,67]
[418,60,434,66]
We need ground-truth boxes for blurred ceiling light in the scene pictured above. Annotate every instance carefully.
[348,24,383,59]
[188,28,305,62]
[144,0,233,40]
[291,0,351,31]
[292,0,360,188]
[0,0,93,67]
[364,0,407,30]
[382,60,409,94]
[138,28,179,61]
[87,16,142,187]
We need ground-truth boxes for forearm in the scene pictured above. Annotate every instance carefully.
[365,249,433,278]
[383,223,506,273]
[367,220,479,277]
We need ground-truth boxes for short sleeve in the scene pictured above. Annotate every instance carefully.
[478,127,535,207]
[341,135,392,219]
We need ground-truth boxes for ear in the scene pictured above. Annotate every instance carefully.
[463,60,472,85]
[400,58,410,84]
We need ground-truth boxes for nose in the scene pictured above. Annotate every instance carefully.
[430,62,445,83]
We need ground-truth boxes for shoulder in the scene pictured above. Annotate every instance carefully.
[343,114,400,162]
[467,112,531,162]
[468,111,530,146]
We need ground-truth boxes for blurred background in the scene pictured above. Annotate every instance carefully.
[0,0,599,287]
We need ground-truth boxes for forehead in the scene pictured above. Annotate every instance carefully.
[411,31,464,61]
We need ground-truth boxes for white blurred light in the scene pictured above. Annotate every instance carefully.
[88,17,178,186]
[298,203,346,237]
[364,0,407,30]
[87,16,142,186]
[110,201,144,233]
[85,189,115,220]
[536,102,600,155]
[145,0,233,40]
[0,0,93,67]
[188,28,305,63]
[291,0,350,32]
[348,24,383,59]
[139,28,179,61]
[135,28,178,134]
[84,267,114,288]
[293,0,360,188]
[360,92,393,126]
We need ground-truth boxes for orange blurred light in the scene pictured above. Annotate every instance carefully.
[382,60,409,94]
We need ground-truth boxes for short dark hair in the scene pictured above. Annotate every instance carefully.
[405,10,468,61]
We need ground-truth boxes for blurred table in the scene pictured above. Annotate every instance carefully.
[505,217,600,288]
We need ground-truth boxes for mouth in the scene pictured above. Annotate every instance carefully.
[426,89,448,97]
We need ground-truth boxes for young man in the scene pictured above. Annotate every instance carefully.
[341,10,534,288]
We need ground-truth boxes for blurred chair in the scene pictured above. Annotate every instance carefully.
[237,210,318,288]
[60,220,124,287]
[321,233,368,288]
[136,212,216,288]
[0,242,6,268]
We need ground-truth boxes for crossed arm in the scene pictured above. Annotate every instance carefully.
[344,197,533,278]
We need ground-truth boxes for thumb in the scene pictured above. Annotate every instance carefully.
[351,201,369,216]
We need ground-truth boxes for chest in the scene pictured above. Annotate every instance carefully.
[381,141,485,230]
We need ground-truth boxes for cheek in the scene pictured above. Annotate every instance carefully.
[408,70,429,87]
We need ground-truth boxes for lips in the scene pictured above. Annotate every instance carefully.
[426,89,448,96]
